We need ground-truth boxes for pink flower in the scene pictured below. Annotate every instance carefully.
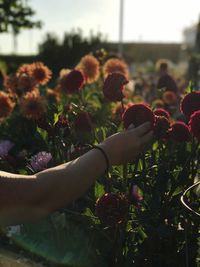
[28,151,52,172]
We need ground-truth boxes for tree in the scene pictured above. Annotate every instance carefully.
[0,0,42,53]
[38,29,106,77]
[188,16,200,89]
[194,15,200,53]
[0,0,42,34]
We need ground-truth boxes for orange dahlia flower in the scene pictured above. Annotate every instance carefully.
[30,62,52,85]
[17,74,37,94]
[103,58,129,80]
[46,88,60,103]
[0,91,15,121]
[16,64,32,76]
[4,74,18,93]
[152,99,165,109]
[20,91,46,120]
[162,91,177,105]
[59,68,71,78]
[76,54,100,84]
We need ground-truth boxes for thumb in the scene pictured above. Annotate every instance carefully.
[127,123,135,130]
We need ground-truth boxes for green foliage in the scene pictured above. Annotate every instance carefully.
[38,30,106,77]
[0,60,199,266]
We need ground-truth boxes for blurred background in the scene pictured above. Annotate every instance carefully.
[0,0,200,78]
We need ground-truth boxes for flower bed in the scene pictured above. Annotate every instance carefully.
[0,54,199,266]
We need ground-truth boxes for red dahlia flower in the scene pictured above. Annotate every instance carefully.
[60,69,84,94]
[154,115,170,139]
[103,72,128,102]
[169,121,190,142]
[95,193,129,225]
[55,114,69,129]
[74,111,93,132]
[180,91,200,117]
[189,110,200,141]
[122,103,155,129]
[154,108,170,119]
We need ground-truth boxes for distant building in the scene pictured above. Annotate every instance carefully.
[104,42,181,63]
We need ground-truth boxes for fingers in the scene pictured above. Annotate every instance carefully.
[134,122,151,136]
[127,123,135,130]
[140,130,153,146]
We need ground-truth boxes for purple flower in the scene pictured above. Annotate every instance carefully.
[28,151,52,173]
[0,140,14,158]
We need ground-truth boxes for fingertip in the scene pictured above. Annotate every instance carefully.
[135,122,152,136]
[144,121,151,129]
[127,123,135,130]
[141,130,154,145]
[147,130,154,138]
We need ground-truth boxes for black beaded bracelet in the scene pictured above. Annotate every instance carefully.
[92,145,110,173]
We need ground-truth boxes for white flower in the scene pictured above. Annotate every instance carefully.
[6,225,21,237]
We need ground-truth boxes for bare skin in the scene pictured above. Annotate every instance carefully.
[0,122,153,226]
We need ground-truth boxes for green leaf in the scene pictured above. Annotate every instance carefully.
[36,127,48,143]
[95,127,107,142]
[95,181,105,199]
[153,141,158,151]
[185,81,194,94]
[138,227,147,241]
[53,113,60,125]
[171,187,182,197]
[84,207,95,218]
[18,169,28,175]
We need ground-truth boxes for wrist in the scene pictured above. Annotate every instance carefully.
[92,145,110,172]
[98,142,113,166]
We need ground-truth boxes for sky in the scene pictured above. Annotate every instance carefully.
[0,0,200,55]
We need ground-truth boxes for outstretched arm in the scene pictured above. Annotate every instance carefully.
[0,122,153,226]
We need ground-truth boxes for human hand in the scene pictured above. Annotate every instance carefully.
[99,122,153,165]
